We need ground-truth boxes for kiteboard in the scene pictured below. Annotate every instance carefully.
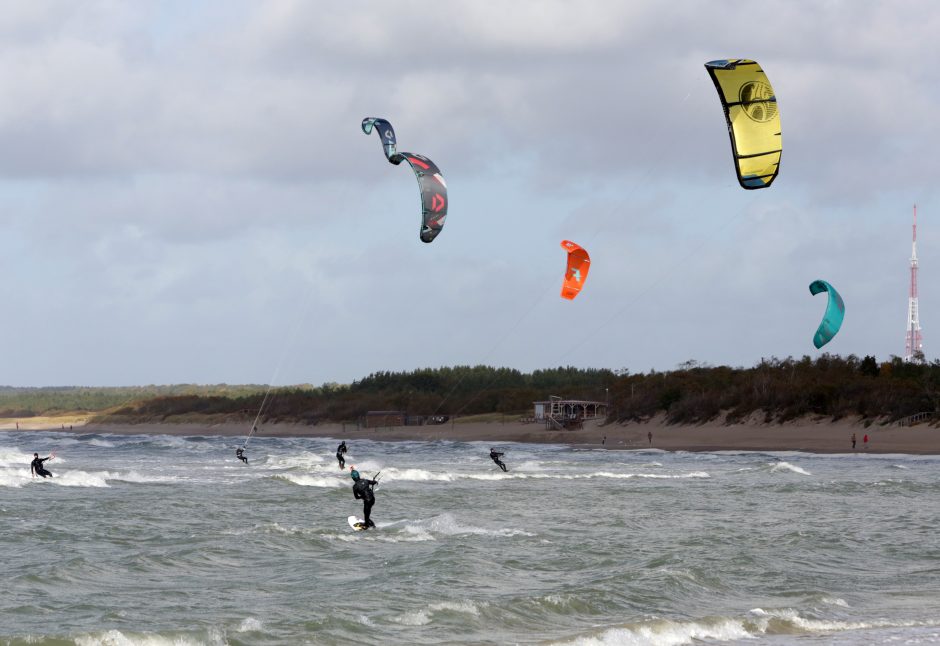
[347,515,370,532]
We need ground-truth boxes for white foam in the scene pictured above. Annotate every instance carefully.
[0,468,29,488]
[372,467,451,482]
[406,513,534,538]
[554,617,752,645]
[770,461,812,476]
[48,470,112,488]
[275,473,343,488]
[0,447,36,467]
[86,438,116,448]
[267,452,325,470]
[820,597,850,608]
[74,628,221,646]
[462,471,710,481]
[237,617,263,632]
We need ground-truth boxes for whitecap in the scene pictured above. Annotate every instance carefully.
[394,600,483,626]
[237,617,263,632]
[770,461,812,476]
[74,628,216,646]
[274,473,343,488]
[553,617,752,645]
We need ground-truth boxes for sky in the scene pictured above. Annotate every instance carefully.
[1,0,938,387]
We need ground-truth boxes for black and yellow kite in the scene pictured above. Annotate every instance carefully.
[705,59,782,189]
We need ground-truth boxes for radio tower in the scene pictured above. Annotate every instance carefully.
[905,204,924,361]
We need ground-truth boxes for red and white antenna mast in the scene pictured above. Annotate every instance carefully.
[905,204,924,361]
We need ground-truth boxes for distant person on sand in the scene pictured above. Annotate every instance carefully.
[648,431,653,446]
[863,434,869,450]
[851,433,856,450]
[235,447,248,464]
[489,448,507,472]
[30,453,53,478]
[350,466,377,529]
[336,441,348,469]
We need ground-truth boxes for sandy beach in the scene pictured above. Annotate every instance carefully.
[3,415,939,454]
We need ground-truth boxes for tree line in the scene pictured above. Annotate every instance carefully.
[5,357,939,425]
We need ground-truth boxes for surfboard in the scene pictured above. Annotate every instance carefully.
[347,515,369,531]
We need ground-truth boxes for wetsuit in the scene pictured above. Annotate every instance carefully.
[490,450,507,472]
[236,447,248,464]
[352,477,377,528]
[336,442,347,469]
[31,456,53,478]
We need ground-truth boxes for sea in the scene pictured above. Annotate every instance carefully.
[1,430,939,645]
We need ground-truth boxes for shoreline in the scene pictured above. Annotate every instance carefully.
[3,416,939,455]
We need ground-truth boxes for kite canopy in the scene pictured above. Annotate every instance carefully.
[361,117,448,243]
[809,280,845,349]
[704,59,782,189]
[560,240,590,300]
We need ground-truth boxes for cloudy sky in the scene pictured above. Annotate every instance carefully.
[1,1,938,386]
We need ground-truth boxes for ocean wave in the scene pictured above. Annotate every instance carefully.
[274,473,344,488]
[266,452,326,470]
[393,600,484,626]
[554,616,752,645]
[769,461,812,476]
[371,470,712,483]
[237,617,263,633]
[1,469,177,488]
[553,611,940,645]
[73,627,226,646]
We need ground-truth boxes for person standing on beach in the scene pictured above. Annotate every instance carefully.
[489,448,508,472]
[851,433,856,450]
[647,431,653,446]
[235,447,248,464]
[30,453,53,478]
[863,434,869,449]
[350,466,377,529]
[336,441,348,469]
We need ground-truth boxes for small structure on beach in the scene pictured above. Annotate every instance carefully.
[362,410,406,428]
[533,396,608,430]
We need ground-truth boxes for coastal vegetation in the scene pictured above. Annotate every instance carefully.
[3,356,939,426]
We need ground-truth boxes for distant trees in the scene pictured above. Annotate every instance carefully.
[11,357,939,426]
[609,355,940,424]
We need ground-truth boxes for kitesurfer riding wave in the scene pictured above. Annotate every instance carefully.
[489,448,507,472]
[350,466,378,529]
[31,453,53,478]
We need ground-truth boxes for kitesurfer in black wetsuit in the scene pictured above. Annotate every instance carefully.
[489,448,507,472]
[30,453,53,478]
[350,467,377,529]
[235,447,248,464]
[336,441,347,469]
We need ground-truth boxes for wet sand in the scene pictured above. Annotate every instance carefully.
[3,415,939,454]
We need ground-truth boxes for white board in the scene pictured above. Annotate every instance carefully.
[347,515,368,531]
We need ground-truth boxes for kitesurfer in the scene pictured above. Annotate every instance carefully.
[30,453,53,478]
[489,448,507,472]
[236,447,248,464]
[336,441,347,469]
[350,466,378,529]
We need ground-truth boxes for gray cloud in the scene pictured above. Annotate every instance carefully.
[0,1,936,385]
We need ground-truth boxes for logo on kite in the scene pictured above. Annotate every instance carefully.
[809,279,845,349]
[362,117,449,244]
[739,81,777,122]
[704,59,781,189]
[560,240,590,300]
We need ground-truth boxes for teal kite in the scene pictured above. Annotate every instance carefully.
[809,280,845,349]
